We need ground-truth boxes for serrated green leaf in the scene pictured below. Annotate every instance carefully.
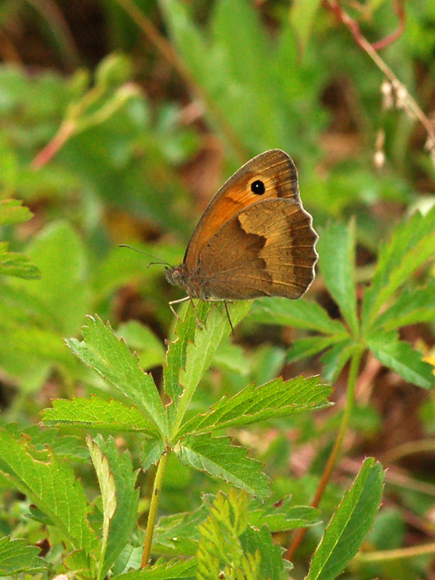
[241,525,285,580]
[0,537,47,575]
[317,221,358,335]
[66,316,167,434]
[112,557,196,579]
[164,301,212,428]
[362,207,435,333]
[166,301,250,434]
[154,510,205,556]
[0,242,41,279]
[249,297,347,335]
[0,429,96,554]
[0,199,33,226]
[91,436,139,579]
[178,376,331,437]
[141,439,166,471]
[305,458,384,580]
[367,331,435,389]
[175,434,270,499]
[42,396,160,437]
[372,281,435,331]
[249,498,320,532]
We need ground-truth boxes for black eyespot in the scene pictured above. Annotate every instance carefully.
[251,180,265,195]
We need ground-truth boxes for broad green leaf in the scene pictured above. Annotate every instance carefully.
[287,335,348,363]
[372,281,435,331]
[92,436,139,579]
[166,301,250,434]
[178,376,331,437]
[0,537,47,575]
[362,207,435,333]
[66,317,167,434]
[42,396,160,437]
[0,242,41,279]
[175,433,269,499]
[112,557,197,579]
[0,429,96,554]
[317,221,358,335]
[305,458,384,580]
[290,0,323,55]
[0,199,33,226]
[367,331,435,389]
[249,297,347,335]
[320,340,361,384]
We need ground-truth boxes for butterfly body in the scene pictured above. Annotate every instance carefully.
[166,150,318,303]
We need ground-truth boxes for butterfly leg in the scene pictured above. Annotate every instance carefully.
[169,296,190,320]
[223,301,235,335]
[168,295,204,330]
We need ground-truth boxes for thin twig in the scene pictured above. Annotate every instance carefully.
[323,0,435,157]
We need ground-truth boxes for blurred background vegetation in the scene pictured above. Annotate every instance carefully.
[1,0,435,577]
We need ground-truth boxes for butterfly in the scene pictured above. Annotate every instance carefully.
[165,150,318,311]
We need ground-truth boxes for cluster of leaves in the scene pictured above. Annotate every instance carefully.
[0,299,384,577]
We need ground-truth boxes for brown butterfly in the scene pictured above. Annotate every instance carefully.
[165,150,318,317]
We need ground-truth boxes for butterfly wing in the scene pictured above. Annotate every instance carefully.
[197,198,318,300]
[184,150,300,270]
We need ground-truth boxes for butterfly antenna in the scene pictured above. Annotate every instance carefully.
[119,244,173,268]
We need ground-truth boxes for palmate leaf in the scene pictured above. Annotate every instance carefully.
[42,396,160,438]
[66,316,166,435]
[362,206,435,334]
[305,458,384,580]
[175,433,269,499]
[0,537,47,575]
[177,375,331,437]
[0,429,96,555]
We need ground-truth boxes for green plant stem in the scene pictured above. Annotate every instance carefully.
[286,346,364,561]
[141,447,169,568]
